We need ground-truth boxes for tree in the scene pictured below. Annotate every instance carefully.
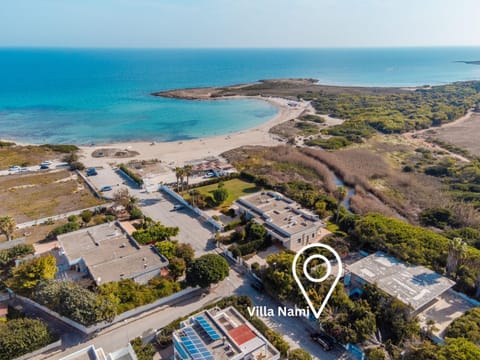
[168,257,186,281]
[0,318,55,360]
[288,348,312,360]
[447,237,467,278]
[246,221,267,240]
[155,241,177,261]
[175,167,185,191]
[176,243,195,265]
[132,221,179,245]
[441,337,480,359]
[365,348,386,360]
[0,244,34,268]
[0,216,16,241]
[333,187,347,222]
[184,165,193,187]
[63,151,84,170]
[8,255,57,294]
[445,307,480,345]
[186,254,229,288]
[35,280,116,326]
[212,184,229,205]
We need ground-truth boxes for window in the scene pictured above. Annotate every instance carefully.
[297,239,301,243]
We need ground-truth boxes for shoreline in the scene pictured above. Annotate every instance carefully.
[78,95,312,167]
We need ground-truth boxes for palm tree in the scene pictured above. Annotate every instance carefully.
[0,216,16,241]
[184,165,193,188]
[174,167,183,191]
[446,237,467,278]
[333,186,347,223]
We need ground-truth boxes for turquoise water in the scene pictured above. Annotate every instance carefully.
[1,47,480,144]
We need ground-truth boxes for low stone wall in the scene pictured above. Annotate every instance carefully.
[16,203,112,229]
[13,339,62,360]
[159,185,223,231]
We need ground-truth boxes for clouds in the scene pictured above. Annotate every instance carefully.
[1,0,479,47]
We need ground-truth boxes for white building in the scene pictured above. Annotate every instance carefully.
[236,191,325,252]
[173,306,280,360]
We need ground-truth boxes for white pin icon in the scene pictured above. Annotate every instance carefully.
[292,243,342,319]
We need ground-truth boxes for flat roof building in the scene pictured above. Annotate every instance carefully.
[346,252,455,312]
[173,306,280,360]
[56,222,168,285]
[59,344,137,360]
[236,191,325,251]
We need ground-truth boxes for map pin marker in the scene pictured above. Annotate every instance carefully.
[292,243,343,319]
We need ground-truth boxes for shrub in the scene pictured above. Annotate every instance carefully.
[50,221,80,236]
[130,337,155,360]
[119,164,144,186]
[419,208,457,229]
[80,210,93,223]
[35,280,116,326]
[40,144,79,153]
[0,318,56,360]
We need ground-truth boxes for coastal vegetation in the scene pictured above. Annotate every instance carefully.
[0,142,77,170]
[445,307,480,345]
[34,280,116,326]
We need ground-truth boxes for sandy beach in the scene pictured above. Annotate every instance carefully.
[79,96,312,168]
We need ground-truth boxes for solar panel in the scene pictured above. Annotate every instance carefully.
[179,327,215,360]
[196,316,222,341]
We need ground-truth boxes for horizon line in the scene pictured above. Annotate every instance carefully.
[1,45,480,51]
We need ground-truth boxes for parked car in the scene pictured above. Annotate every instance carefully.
[86,167,98,176]
[100,185,112,192]
[41,160,52,166]
[251,281,264,291]
[8,165,21,172]
[311,333,334,351]
[40,164,50,170]
[19,167,29,172]
[172,204,185,211]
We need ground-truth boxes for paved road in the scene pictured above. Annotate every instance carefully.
[35,165,348,359]
[35,266,346,360]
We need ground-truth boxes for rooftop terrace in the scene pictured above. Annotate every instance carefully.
[236,191,322,237]
[174,306,280,360]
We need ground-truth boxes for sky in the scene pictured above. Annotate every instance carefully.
[2,0,480,48]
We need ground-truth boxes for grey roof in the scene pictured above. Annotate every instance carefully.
[57,222,168,285]
[347,252,455,311]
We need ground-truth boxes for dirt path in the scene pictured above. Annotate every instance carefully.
[401,110,474,163]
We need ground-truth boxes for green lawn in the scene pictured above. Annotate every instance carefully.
[184,179,260,207]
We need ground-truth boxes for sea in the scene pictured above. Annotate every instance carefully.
[1,47,480,145]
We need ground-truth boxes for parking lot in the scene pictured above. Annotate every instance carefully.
[84,164,215,256]
[84,165,135,198]
[138,191,216,256]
